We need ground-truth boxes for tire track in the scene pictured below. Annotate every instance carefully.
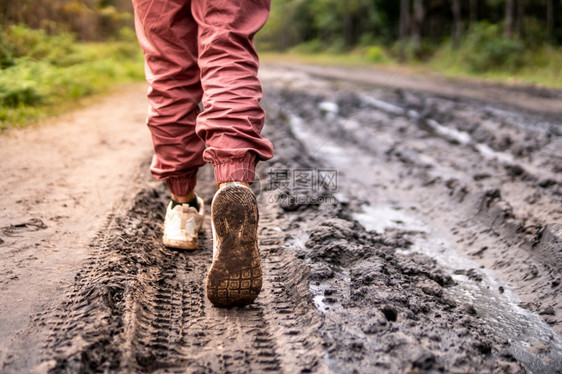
[257,197,327,373]
[39,166,313,373]
[258,75,561,372]
[35,69,561,373]
[261,74,562,338]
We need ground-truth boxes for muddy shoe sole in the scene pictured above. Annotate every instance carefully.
[162,236,199,250]
[207,185,262,307]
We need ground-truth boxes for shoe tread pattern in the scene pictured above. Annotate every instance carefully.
[207,186,262,307]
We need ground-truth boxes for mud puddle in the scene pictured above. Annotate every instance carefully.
[315,114,558,370]
[259,68,561,372]
[355,202,562,373]
[4,66,559,373]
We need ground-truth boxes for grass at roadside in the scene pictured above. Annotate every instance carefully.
[261,51,394,68]
[428,44,562,89]
[0,26,144,132]
[260,46,562,90]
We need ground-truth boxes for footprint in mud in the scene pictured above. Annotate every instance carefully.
[1,218,48,237]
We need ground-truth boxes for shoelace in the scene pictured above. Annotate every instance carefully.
[180,203,190,230]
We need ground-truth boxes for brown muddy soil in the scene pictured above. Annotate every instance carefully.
[0,65,561,373]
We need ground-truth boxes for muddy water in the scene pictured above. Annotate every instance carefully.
[357,204,562,373]
[5,66,559,373]
[279,80,562,372]
[290,110,561,372]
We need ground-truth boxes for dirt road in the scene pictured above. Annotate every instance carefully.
[0,64,560,373]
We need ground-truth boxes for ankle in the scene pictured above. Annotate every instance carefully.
[171,190,196,203]
[171,194,200,211]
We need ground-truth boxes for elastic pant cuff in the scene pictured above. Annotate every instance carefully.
[213,161,256,185]
[165,174,198,196]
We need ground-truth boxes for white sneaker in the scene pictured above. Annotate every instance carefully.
[162,195,205,250]
[206,182,262,307]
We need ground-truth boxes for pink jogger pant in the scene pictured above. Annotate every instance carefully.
[133,0,274,196]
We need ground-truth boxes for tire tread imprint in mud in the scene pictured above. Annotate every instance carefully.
[257,198,329,373]
[35,78,561,373]
[39,167,317,373]
[256,90,530,373]
[265,80,562,338]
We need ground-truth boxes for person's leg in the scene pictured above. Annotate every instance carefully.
[191,0,273,307]
[133,0,206,250]
[133,0,205,198]
[191,0,274,186]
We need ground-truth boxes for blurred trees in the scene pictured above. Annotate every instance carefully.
[0,0,133,40]
[259,0,562,58]
[2,0,560,62]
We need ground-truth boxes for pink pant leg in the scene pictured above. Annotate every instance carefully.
[133,0,205,196]
[192,0,274,185]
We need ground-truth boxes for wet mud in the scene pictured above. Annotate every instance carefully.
[13,67,562,373]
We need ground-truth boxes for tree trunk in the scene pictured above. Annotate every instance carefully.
[505,0,514,38]
[469,0,478,28]
[1,0,24,24]
[342,2,353,48]
[451,0,463,49]
[399,0,410,41]
[411,0,425,52]
[547,0,554,41]
[517,0,524,39]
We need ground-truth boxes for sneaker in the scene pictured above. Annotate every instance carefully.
[162,195,205,250]
[206,182,262,307]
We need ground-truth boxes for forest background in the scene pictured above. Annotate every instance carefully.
[1,0,560,130]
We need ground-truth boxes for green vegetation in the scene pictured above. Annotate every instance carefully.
[0,25,143,131]
[1,0,560,130]
[429,29,562,88]
[432,52,562,88]
[257,0,562,89]
[0,0,141,131]
[0,0,134,41]
[261,44,562,90]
